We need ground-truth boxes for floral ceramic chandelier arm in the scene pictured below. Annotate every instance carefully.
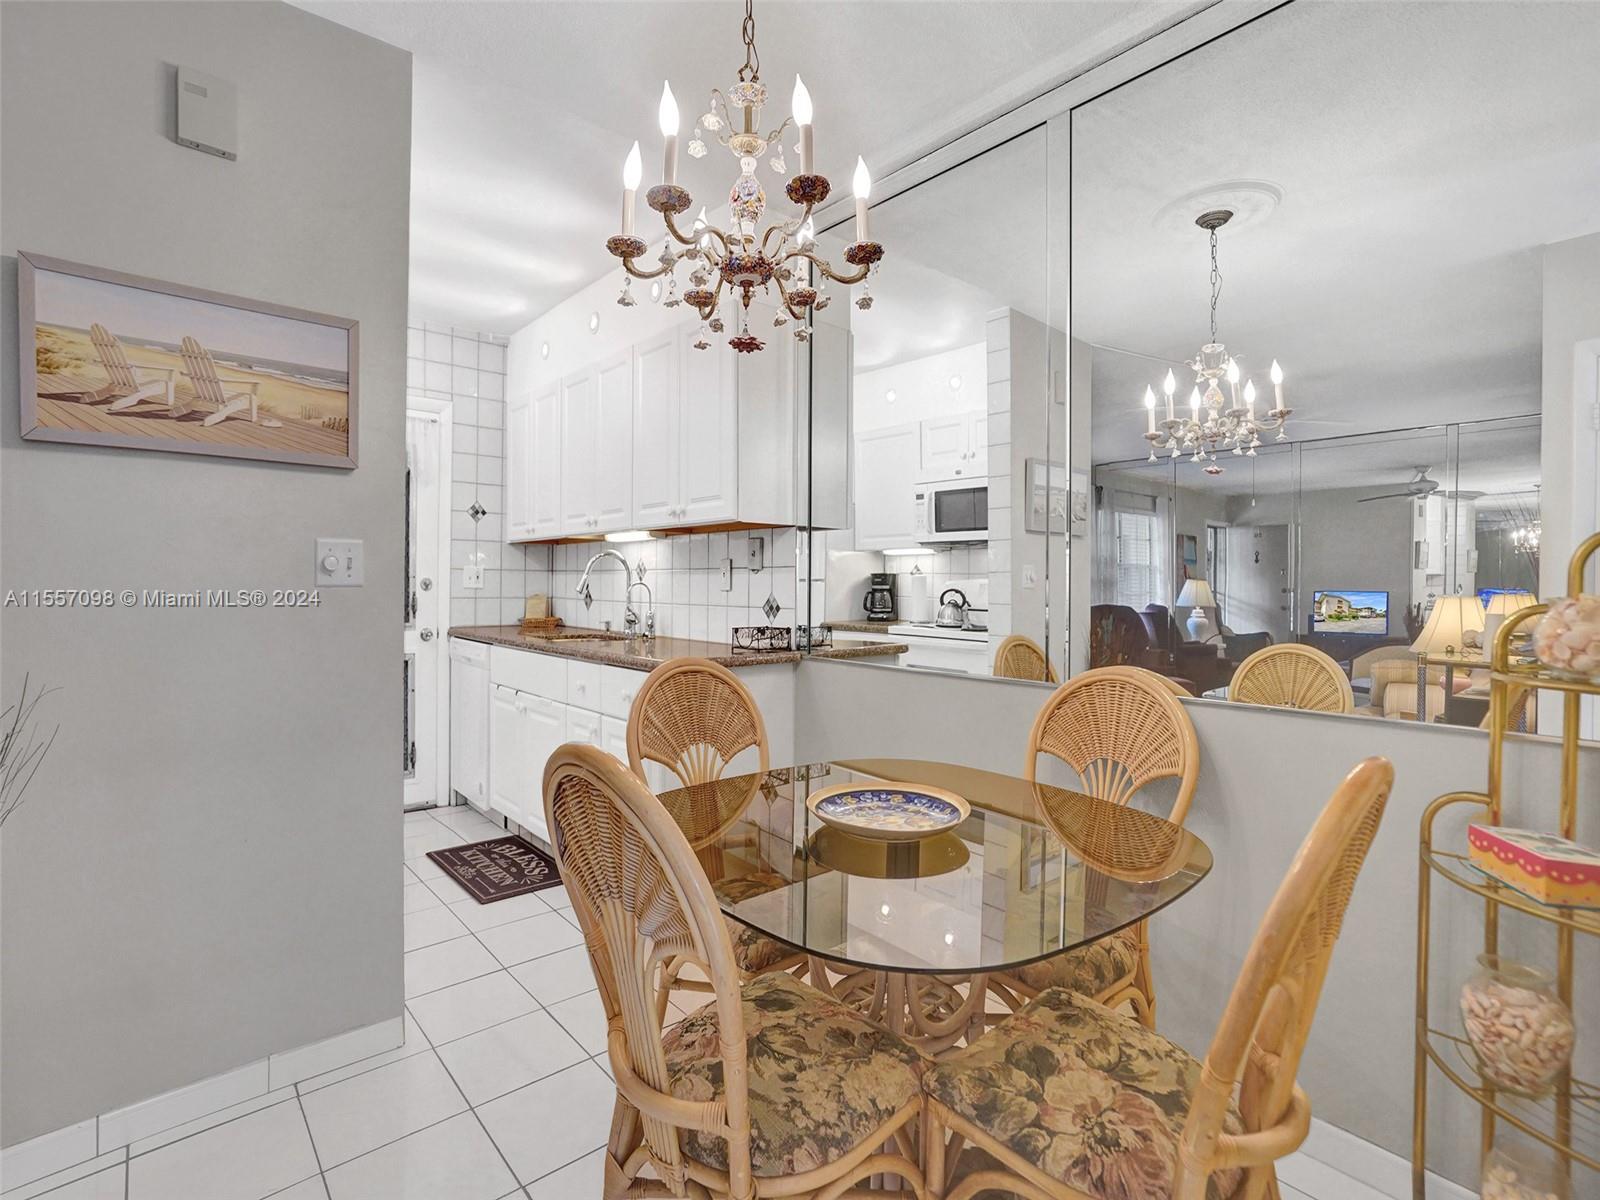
[779,247,870,286]
[617,254,677,281]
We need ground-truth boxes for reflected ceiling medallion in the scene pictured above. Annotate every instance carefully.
[606,0,883,353]
[1143,209,1292,475]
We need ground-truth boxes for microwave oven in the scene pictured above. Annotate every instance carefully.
[913,478,988,544]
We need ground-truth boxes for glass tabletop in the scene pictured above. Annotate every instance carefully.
[655,758,1213,976]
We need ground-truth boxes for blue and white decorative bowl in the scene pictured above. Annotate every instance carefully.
[806,783,970,841]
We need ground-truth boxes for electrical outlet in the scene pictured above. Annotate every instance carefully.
[719,558,733,591]
[1021,564,1038,589]
[464,563,484,589]
[747,535,765,574]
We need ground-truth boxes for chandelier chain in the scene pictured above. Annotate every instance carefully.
[739,0,760,81]
[1209,227,1222,346]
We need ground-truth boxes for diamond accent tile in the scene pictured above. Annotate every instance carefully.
[583,590,594,611]
[468,502,487,522]
[763,593,781,621]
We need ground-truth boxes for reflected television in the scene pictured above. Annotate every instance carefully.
[1310,590,1390,636]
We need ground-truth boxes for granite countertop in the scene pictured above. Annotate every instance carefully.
[822,619,904,634]
[448,625,907,671]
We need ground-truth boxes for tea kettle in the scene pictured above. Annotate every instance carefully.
[935,587,969,629]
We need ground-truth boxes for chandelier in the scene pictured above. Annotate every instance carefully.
[1511,521,1541,553]
[1142,209,1290,475]
[606,0,883,354]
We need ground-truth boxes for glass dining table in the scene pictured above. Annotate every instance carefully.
[656,757,1213,1055]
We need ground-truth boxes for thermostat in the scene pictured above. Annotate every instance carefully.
[176,66,238,160]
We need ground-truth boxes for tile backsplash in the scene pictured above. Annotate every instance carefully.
[406,320,552,625]
[546,529,799,644]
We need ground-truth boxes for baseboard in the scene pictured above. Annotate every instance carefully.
[0,1014,403,1192]
[1301,1117,1475,1200]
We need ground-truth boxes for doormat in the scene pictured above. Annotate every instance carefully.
[427,836,561,904]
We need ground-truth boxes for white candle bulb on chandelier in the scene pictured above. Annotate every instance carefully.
[1144,385,1156,433]
[1226,357,1240,408]
[1244,378,1257,419]
[658,84,679,185]
[852,157,872,241]
[621,141,642,235]
[792,76,814,174]
[797,215,815,248]
[1190,385,1202,416]
[1270,359,1284,408]
[1162,368,1176,421]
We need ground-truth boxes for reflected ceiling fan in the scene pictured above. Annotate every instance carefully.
[1357,466,1483,504]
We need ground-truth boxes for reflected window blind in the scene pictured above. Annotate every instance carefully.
[1113,492,1158,608]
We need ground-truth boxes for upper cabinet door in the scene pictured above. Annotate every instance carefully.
[632,332,681,528]
[592,353,634,532]
[679,327,738,525]
[968,412,989,475]
[505,393,534,540]
[855,423,921,549]
[919,413,979,479]
[529,387,563,539]
[559,368,598,532]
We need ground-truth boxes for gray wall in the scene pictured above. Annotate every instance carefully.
[793,657,1598,1187]
[0,1,411,1144]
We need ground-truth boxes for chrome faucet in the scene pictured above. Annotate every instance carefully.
[576,548,655,640]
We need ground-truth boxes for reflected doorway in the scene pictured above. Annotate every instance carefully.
[1222,524,1290,645]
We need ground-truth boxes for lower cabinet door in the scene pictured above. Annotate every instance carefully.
[521,695,566,844]
[600,716,629,767]
[489,685,528,829]
[566,706,601,749]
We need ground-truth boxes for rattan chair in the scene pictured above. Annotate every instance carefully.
[993,635,1058,683]
[1230,643,1354,714]
[543,744,928,1200]
[924,756,1393,1200]
[626,658,804,1011]
[989,667,1199,1028]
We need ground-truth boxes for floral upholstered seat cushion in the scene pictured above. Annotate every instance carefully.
[713,872,798,975]
[925,988,1244,1200]
[1010,927,1141,997]
[662,971,926,1177]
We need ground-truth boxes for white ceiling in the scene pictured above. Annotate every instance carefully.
[299,0,1191,333]
[843,1,1599,478]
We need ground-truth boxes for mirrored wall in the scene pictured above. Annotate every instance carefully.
[802,0,1598,737]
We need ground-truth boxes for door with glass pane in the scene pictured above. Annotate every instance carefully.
[404,404,451,809]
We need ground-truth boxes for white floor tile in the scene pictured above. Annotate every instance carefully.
[437,1011,588,1105]
[13,1165,126,1200]
[264,1181,329,1200]
[474,912,584,968]
[402,825,461,860]
[429,806,502,835]
[420,873,473,904]
[406,971,537,1045]
[1277,1152,1390,1200]
[403,810,444,830]
[523,1148,604,1200]
[446,892,552,933]
[507,946,597,1006]
[545,990,609,1055]
[128,1100,319,1200]
[475,1061,616,1185]
[402,905,468,952]
[2,1154,125,1200]
[323,1113,515,1200]
[537,884,572,911]
[401,882,443,914]
[129,1086,298,1156]
[299,1012,430,1094]
[403,936,500,999]
[405,856,446,883]
[298,1052,465,1168]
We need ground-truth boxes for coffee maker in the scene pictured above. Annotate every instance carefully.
[862,573,897,622]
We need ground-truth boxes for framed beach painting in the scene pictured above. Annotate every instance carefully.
[18,251,357,468]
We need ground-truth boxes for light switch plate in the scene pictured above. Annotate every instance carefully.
[464,563,484,589]
[747,536,765,574]
[315,538,363,586]
[719,558,733,591]
[1021,564,1038,589]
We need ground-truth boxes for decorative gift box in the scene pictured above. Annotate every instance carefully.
[1468,825,1600,910]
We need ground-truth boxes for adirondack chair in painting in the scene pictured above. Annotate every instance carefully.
[87,323,181,413]
[179,337,281,428]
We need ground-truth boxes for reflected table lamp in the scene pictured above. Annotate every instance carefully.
[1408,594,1487,723]
[1177,579,1216,643]
[1483,589,1537,643]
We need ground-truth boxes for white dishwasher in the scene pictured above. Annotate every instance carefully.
[448,638,490,811]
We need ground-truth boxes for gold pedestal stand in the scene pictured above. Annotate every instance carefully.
[1412,532,1600,1196]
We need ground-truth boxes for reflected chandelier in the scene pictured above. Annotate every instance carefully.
[1143,209,1291,475]
[606,0,883,353]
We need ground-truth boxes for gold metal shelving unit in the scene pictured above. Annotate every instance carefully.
[1413,531,1600,1197]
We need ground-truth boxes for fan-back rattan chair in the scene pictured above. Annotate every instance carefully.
[990,667,1200,1027]
[924,756,1392,1200]
[993,635,1058,683]
[1230,644,1354,714]
[543,744,929,1200]
[627,659,804,1010]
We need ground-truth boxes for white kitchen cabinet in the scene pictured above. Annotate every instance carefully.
[632,331,681,528]
[561,355,634,534]
[448,639,490,810]
[600,715,630,766]
[854,423,921,550]
[919,411,985,480]
[529,387,563,539]
[678,323,739,525]
[490,684,530,829]
[559,368,598,533]
[505,394,534,540]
